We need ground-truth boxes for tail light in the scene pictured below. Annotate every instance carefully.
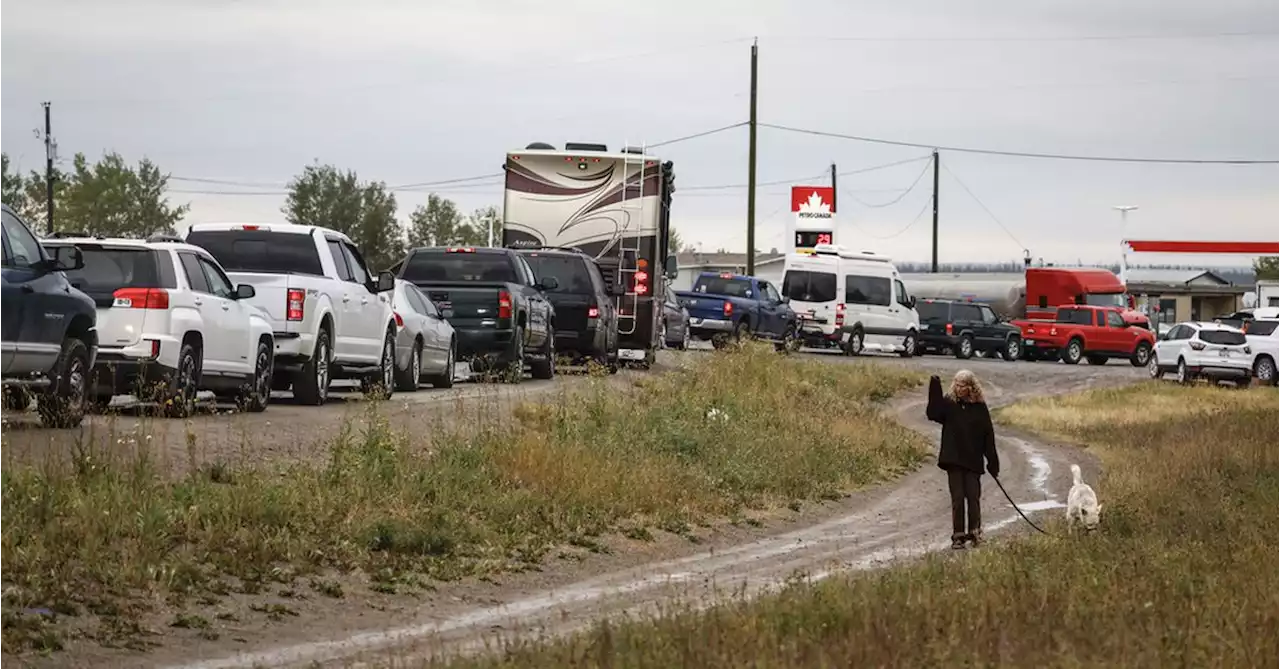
[287,289,305,322]
[446,247,475,253]
[587,305,600,319]
[634,270,649,296]
[393,311,404,328]
[112,288,170,309]
[498,290,513,319]
[835,303,846,328]
[1189,340,1205,351]
[723,301,733,317]
[945,323,953,335]
[146,339,161,359]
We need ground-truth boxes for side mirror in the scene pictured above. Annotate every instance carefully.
[664,253,679,280]
[907,295,917,309]
[537,276,559,292]
[374,270,396,293]
[235,283,256,300]
[50,246,84,272]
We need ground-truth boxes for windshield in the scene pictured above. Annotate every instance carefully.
[58,246,168,301]
[520,253,592,294]
[187,230,323,275]
[1083,293,1127,308]
[781,270,837,303]
[1246,320,1278,336]
[693,276,754,297]
[915,300,950,320]
[402,250,517,283]
[1199,330,1247,345]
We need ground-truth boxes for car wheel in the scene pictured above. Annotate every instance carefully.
[1176,357,1193,385]
[394,340,422,392]
[505,327,525,384]
[38,338,91,429]
[953,334,974,360]
[239,339,273,413]
[1254,355,1277,386]
[361,329,396,400]
[898,331,917,358]
[1060,338,1084,365]
[999,337,1021,362]
[733,320,749,343]
[293,328,331,405]
[163,342,200,419]
[1148,353,1164,380]
[1130,342,1152,367]
[679,323,691,351]
[426,339,457,389]
[531,331,555,380]
[844,329,864,356]
[659,321,669,350]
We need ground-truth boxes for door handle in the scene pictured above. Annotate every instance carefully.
[361,297,369,305]
[222,305,231,312]
[194,298,204,306]
[343,295,352,303]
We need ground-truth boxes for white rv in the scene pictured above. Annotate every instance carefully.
[502,142,677,367]
[781,244,920,356]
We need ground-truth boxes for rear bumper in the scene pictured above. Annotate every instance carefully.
[91,351,177,397]
[272,330,316,368]
[456,328,516,360]
[919,332,959,349]
[688,317,734,335]
[1188,364,1251,379]
[554,327,607,357]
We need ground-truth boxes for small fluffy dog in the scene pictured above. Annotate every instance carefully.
[1065,464,1102,533]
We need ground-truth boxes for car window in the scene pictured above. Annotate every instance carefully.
[1245,320,1278,336]
[326,239,353,282]
[845,275,891,306]
[915,300,949,320]
[979,306,998,324]
[1,210,43,269]
[1174,325,1193,340]
[341,243,370,285]
[894,279,913,308]
[402,250,519,283]
[759,282,780,303]
[1199,329,1246,345]
[953,304,982,321]
[57,246,170,302]
[782,270,837,303]
[693,275,754,297]
[199,256,235,298]
[1055,308,1094,326]
[1106,311,1125,328]
[186,230,324,275]
[414,286,440,316]
[178,252,212,293]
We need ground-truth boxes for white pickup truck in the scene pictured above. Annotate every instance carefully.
[186,223,398,404]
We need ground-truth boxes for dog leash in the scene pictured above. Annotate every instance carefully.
[991,474,1052,536]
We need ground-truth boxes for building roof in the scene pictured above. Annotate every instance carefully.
[1124,268,1229,286]
[677,251,784,269]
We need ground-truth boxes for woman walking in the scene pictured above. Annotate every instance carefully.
[926,370,1000,549]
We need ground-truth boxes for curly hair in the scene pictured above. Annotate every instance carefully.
[949,369,986,404]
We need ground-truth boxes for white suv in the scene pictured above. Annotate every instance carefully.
[42,235,275,416]
[185,223,398,404]
[1244,318,1278,386]
[1149,321,1252,386]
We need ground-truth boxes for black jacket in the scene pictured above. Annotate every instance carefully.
[926,376,1000,476]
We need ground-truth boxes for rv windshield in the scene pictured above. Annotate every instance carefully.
[1084,293,1127,308]
[782,270,838,303]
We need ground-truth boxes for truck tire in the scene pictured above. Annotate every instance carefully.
[1060,338,1084,365]
[293,328,331,406]
[1254,354,1277,387]
[953,334,974,360]
[1001,337,1022,362]
[1130,342,1152,367]
[843,328,864,356]
[899,331,918,358]
[531,332,555,380]
[360,329,396,400]
[733,320,749,342]
[37,337,90,429]
[238,339,273,413]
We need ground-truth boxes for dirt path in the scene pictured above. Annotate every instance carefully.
[145,354,1144,669]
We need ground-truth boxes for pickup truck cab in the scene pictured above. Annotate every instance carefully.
[1,205,98,427]
[1023,304,1154,366]
[675,272,797,350]
[185,223,398,404]
[395,246,557,382]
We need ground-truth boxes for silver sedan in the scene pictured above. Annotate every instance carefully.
[391,279,458,390]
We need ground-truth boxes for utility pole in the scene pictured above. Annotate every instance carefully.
[42,102,55,235]
[745,38,758,275]
[930,150,939,273]
[830,162,837,212]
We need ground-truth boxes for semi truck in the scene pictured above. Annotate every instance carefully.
[501,142,678,368]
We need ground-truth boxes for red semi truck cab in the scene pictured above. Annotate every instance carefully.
[1023,268,1146,324]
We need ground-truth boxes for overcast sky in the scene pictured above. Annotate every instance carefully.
[3,0,1276,266]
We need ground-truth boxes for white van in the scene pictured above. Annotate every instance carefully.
[780,244,920,356]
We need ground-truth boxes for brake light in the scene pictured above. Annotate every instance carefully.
[146,339,161,359]
[1189,340,1205,350]
[393,311,404,328]
[240,225,261,231]
[587,305,600,319]
[287,288,305,322]
[634,269,649,296]
[945,323,953,335]
[723,301,733,317]
[835,303,845,328]
[719,273,734,279]
[498,290,513,319]
[112,288,169,310]
[446,247,475,253]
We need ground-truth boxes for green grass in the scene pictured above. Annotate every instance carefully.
[0,343,925,653]
[426,383,1278,669]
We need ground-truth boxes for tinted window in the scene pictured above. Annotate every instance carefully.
[1171,325,1192,341]
[846,275,891,306]
[521,253,594,294]
[179,252,211,293]
[915,301,950,320]
[56,247,168,303]
[762,283,781,303]
[1056,308,1095,326]
[407,285,437,316]
[402,250,518,283]
[693,276,754,297]
[894,279,912,308]
[326,240,352,281]
[1246,320,1278,336]
[186,230,323,275]
[199,256,235,298]
[1,211,42,269]
[1199,330,1246,345]
[953,304,983,321]
[979,306,998,324]
[341,243,369,285]
[782,270,837,303]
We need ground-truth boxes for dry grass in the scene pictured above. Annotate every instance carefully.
[428,382,1278,669]
[0,344,925,653]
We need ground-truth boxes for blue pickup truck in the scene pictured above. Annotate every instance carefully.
[675,272,798,350]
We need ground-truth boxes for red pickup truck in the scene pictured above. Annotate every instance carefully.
[1021,305,1155,366]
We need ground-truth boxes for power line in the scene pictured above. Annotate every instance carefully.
[681,155,928,192]
[649,122,747,148]
[769,30,1277,44]
[847,196,933,241]
[842,156,933,208]
[760,123,1279,165]
[939,162,1025,251]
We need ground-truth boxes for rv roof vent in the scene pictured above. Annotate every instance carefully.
[565,142,608,152]
[525,142,556,150]
[621,146,645,155]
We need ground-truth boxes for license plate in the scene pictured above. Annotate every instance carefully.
[689,318,703,327]
[1025,339,1035,345]
[619,349,646,361]
[1219,349,1229,357]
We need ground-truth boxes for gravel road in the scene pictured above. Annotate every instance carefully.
[125,350,1147,669]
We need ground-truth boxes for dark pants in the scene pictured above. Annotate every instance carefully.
[947,469,982,539]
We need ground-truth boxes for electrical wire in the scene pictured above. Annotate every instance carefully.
[939,162,1025,251]
[842,156,932,208]
[847,196,933,241]
[768,30,1277,44]
[760,123,1279,165]
[648,122,748,148]
[681,155,929,192]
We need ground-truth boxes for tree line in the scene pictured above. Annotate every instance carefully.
[1,152,501,272]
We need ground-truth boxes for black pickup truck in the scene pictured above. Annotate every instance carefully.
[1,205,98,427]
[395,246,557,382]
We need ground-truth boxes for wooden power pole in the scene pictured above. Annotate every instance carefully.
[746,38,758,275]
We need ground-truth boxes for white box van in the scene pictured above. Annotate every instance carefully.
[780,244,920,356]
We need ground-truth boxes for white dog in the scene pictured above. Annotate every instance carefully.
[1065,464,1102,533]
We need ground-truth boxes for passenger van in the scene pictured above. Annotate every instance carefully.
[780,244,920,356]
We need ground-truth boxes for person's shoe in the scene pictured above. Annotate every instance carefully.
[950,536,966,550]
[968,530,983,547]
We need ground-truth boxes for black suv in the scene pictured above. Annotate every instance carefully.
[1,205,98,427]
[916,298,1022,361]
[517,247,620,371]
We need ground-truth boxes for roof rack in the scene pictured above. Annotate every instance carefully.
[147,234,186,244]
[47,230,92,239]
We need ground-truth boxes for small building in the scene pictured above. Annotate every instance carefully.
[1256,280,1279,308]
[1125,269,1247,326]
[671,251,786,292]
